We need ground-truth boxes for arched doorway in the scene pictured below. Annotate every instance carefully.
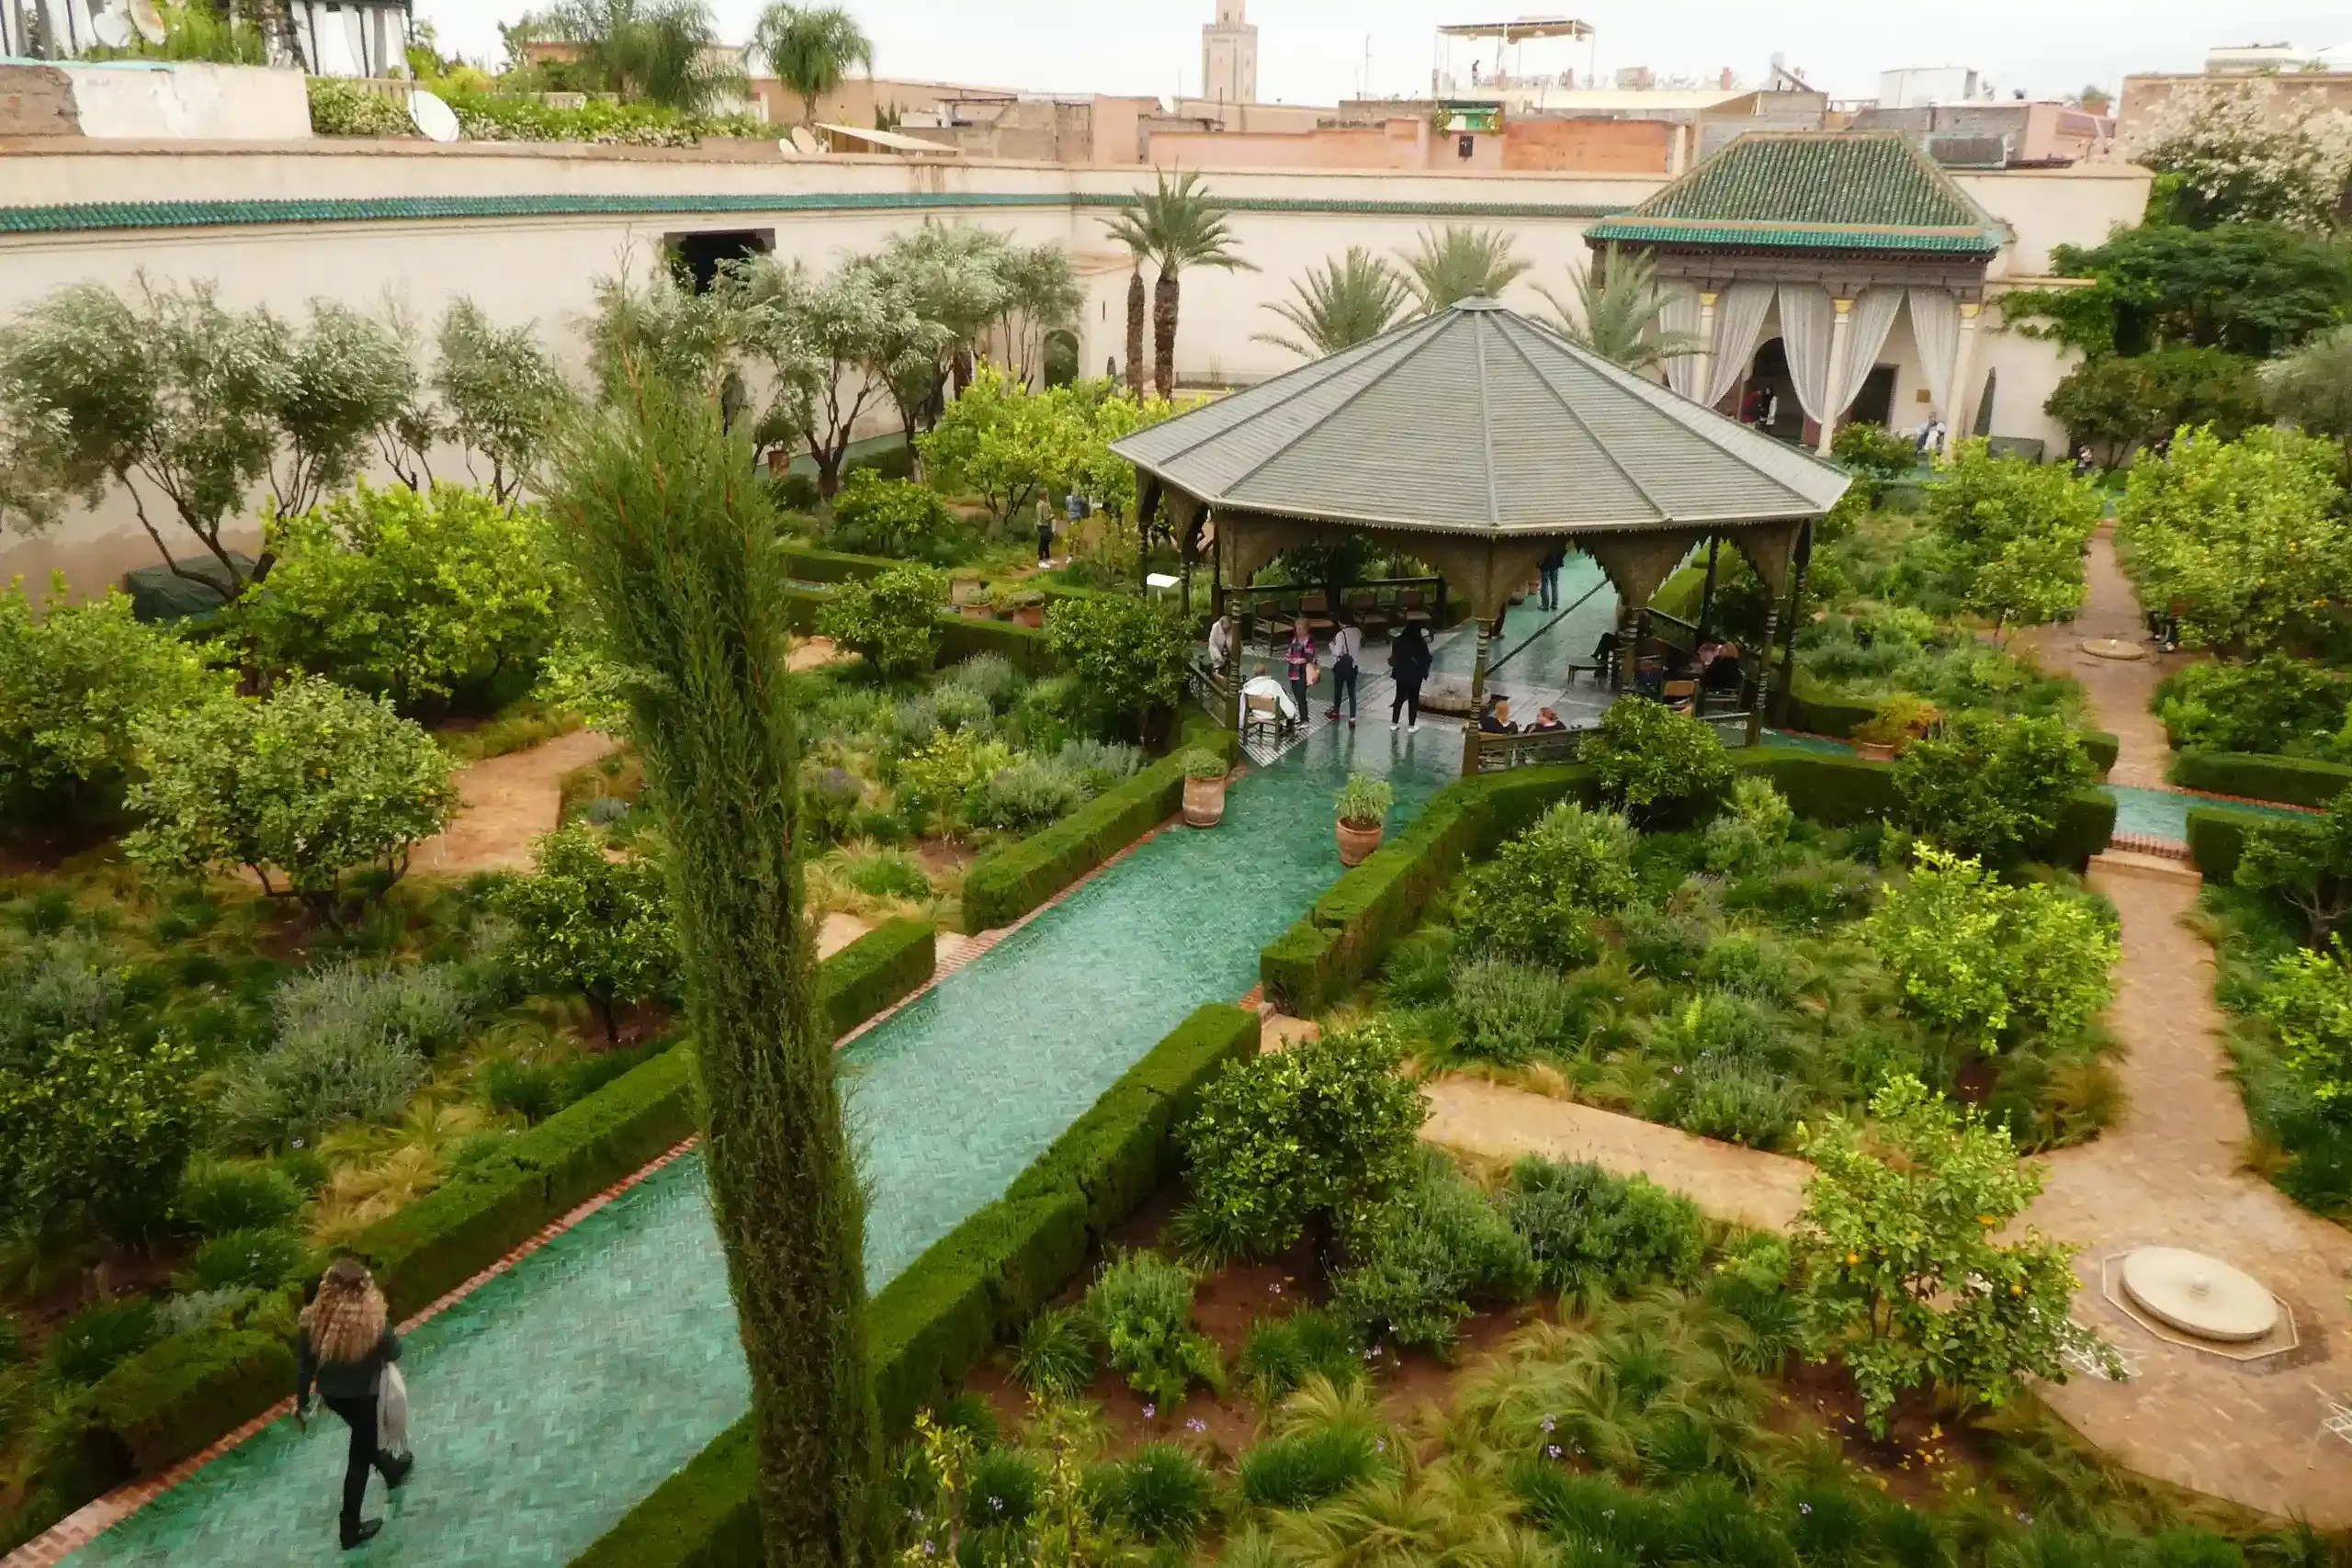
[1043,329,1081,389]
[1743,339,1804,444]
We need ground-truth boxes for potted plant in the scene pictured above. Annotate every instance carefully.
[987,583,1021,622]
[953,581,992,620]
[1852,693,1941,761]
[1012,588,1047,629]
[1334,772,1394,866]
[1180,747,1229,827]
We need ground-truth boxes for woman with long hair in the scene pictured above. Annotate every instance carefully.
[297,1258,413,1550]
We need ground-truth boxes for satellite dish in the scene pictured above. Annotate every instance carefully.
[91,7,133,47]
[775,136,805,160]
[128,0,167,45]
[790,126,821,156]
[408,90,461,144]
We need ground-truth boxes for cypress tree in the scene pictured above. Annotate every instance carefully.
[547,367,876,1564]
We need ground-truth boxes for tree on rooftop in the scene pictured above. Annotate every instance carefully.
[1400,225,1530,314]
[752,2,875,128]
[1110,172,1255,400]
[534,0,746,115]
[548,362,877,1566]
[1538,243,1702,374]
[2127,76,2352,231]
[1255,247,1414,361]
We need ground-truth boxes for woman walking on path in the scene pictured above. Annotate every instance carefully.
[297,1258,413,1551]
[1389,621,1431,732]
[1282,618,1316,719]
[1323,614,1363,727]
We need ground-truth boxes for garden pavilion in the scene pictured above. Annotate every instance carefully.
[1111,296,1850,773]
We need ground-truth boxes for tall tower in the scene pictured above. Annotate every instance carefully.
[1202,0,1259,107]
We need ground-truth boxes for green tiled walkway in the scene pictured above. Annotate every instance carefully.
[71,728,1457,1567]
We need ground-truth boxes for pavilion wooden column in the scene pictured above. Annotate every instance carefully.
[1728,523,1804,747]
[1460,619,1494,774]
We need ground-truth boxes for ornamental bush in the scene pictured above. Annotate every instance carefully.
[2259,935,2352,1125]
[816,562,946,680]
[1082,1250,1222,1409]
[126,678,458,925]
[1454,801,1636,968]
[1891,710,2092,864]
[1791,1074,2107,1435]
[2154,656,2352,759]
[1580,699,1734,823]
[916,366,1091,525]
[2117,425,2352,658]
[1329,1152,1535,1354]
[826,468,960,561]
[1175,1021,1426,1265]
[239,482,563,714]
[495,824,673,1043]
[0,576,229,823]
[1865,845,2118,1051]
[0,1029,198,1248]
[2233,787,2352,945]
[1042,594,1193,743]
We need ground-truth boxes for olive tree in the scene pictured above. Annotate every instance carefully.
[124,677,458,925]
[430,299,573,502]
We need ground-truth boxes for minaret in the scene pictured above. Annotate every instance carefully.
[1202,0,1259,106]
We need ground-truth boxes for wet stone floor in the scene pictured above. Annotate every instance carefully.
[69,727,1458,1568]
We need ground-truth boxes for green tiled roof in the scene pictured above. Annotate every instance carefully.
[1586,131,2004,256]
[0,190,1631,237]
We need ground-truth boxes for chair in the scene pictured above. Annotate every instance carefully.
[1299,592,1336,634]
[1397,589,1432,625]
[1243,692,1286,748]
[1346,590,1389,638]
[1662,678,1699,716]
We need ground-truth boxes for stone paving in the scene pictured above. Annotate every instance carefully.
[2011,524,2193,791]
[407,728,619,877]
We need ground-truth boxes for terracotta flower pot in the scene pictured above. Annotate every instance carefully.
[1015,604,1046,629]
[1336,818,1385,866]
[958,604,991,620]
[1852,739,1897,762]
[1183,775,1227,828]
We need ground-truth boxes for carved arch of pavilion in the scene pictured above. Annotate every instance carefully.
[1110,297,1850,769]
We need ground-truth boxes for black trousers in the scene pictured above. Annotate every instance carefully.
[1391,677,1422,724]
[325,1393,399,1537]
[1328,661,1359,717]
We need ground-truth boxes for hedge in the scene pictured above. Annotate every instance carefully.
[571,1002,1260,1568]
[962,728,1237,931]
[1261,746,2117,1016]
[2185,806,2278,885]
[50,923,936,1521]
[1781,680,2118,776]
[817,918,933,1040]
[777,543,891,584]
[936,614,1057,675]
[2172,750,2352,810]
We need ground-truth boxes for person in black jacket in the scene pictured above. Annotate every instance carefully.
[298,1258,413,1550]
[1388,621,1432,732]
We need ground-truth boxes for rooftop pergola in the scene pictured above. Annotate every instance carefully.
[1112,297,1851,768]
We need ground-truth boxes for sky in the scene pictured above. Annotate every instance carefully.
[418,1,2352,105]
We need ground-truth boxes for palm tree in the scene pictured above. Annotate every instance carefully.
[1100,206,1153,396]
[1255,248,1415,360]
[752,2,875,127]
[539,0,745,114]
[1399,226,1530,314]
[1108,171,1256,400]
[1538,244,1702,374]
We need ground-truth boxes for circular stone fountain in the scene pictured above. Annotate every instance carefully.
[2119,1247,2278,1342]
[2081,637,2147,661]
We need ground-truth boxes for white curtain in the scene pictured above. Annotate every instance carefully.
[1702,282,1776,408]
[1906,288,1962,427]
[1660,287,1704,400]
[1826,288,1904,423]
[1778,285,1837,427]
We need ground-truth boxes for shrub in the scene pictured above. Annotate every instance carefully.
[2258,936,2352,1124]
[2155,656,2351,759]
[2048,347,2267,464]
[2233,788,2352,944]
[935,653,1023,714]
[1180,747,1227,781]
[1670,1060,1804,1149]
[816,563,947,679]
[1176,1021,1426,1263]
[1867,846,2118,1050]
[239,482,562,713]
[842,850,932,902]
[1892,710,2092,864]
[1096,1442,1214,1541]
[1329,1154,1534,1354]
[272,961,473,1058]
[1336,773,1394,829]
[1499,1157,1706,1298]
[1042,595,1193,742]
[306,75,414,136]
[0,936,127,1062]
[1082,1251,1220,1408]
[41,1297,160,1388]
[1832,423,1918,479]
[178,1226,311,1292]
[1455,802,1636,968]
[495,825,673,1043]
[1582,700,1734,823]
[826,468,958,560]
[216,963,469,1145]
[1238,1427,1382,1510]
[973,755,1090,831]
[964,1446,1046,1529]
[1011,1305,1099,1397]
[125,679,458,926]
[175,1162,303,1238]
[0,577,228,821]
[1235,1308,1362,1406]
[1449,957,1581,1065]
[0,1030,198,1247]
[1702,777,1793,874]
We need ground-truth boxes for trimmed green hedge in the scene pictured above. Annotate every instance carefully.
[936,615,1057,675]
[1263,746,2118,1016]
[571,1001,1260,1568]
[51,923,936,1519]
[962,729,1237,931]
[2186,806,2278,885]
[817,918,933,1040]
[2172,750,2352,810]
[1781,680,2118,777]
[777,543,891,584]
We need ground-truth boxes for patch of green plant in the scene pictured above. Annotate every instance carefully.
[1082,1251,1222,1409]
[1235,1307,1363,1407]
[1012,1305,1100,1398]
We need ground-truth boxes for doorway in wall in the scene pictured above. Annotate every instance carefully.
[664,230,775,294]
[1849,366,1897,430]
[1745,340,1804,443]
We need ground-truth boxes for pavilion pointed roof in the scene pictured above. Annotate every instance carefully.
[1112,298,1849,537]
[1584,130,2007,256]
